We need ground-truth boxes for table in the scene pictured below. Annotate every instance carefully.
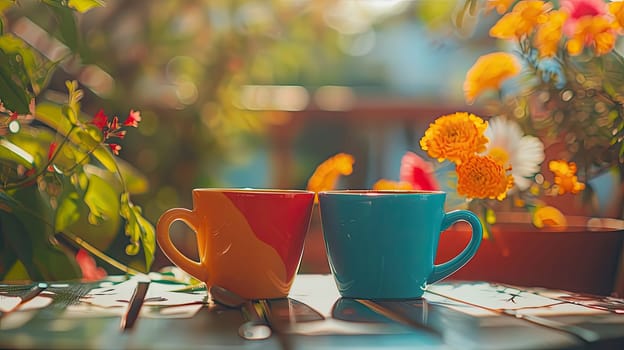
[1,274,624,349]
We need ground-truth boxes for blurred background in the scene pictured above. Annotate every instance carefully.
[3,0,495,271]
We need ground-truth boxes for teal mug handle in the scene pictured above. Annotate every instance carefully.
[428,210,482,284]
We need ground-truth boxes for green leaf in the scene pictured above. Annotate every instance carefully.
[0,139,36,168]
[120,193,155,269]
[35,102,73,136]
[55,192,81,232]
[3,260,28,281]
[91,146,118,173]
[35,101,75,135]
[0,35,38,76]
[0,215,19,279]
[51,170,120,253]
[0,53,32,113]
[0,33,49,107]
[0,1,16,13]
[58,170,120,250]
[83,173,120,224]
[68,0,104,13]
[42,0,104,12]
[1,185,81,280]
[136,212,155,269]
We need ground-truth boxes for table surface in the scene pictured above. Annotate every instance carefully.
[2,274,624,350]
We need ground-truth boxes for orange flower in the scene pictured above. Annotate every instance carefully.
[533,206,567,230]
[609,1,624,31]
[549,160,586,194]
[420,112,489,164]
[486,0,515,14]
[456,154,514,200]
[490,0,552,39]
[372,179,413,191]
[307,153,355,196]
[490,12,524,39]
[535,10,568,57]
[566,16,616,56]
[464,52,521,104]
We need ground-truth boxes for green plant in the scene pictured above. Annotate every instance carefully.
[0,0,154,281]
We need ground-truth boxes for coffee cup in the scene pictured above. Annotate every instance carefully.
[156,188,315,299]
[318,190,482,299]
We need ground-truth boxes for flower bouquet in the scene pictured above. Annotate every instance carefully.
[457,0,624,210]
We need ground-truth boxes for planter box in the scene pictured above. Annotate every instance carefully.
[436,213,624,296]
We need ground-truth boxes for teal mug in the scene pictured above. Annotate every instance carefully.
[318,190,482,299]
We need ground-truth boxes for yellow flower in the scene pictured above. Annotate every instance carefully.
[535,10,568,58]
[456,154,514,200]
[566,16,616,56]
[372,179,413,191]
[490,12,525,40]
[490,0,552,39]
[464,52,521,104]
[420,112,489,164]
[533,206,567,230]
[548,160,586,194]
[486,0,515,14]
[609,1,624,31]
[307,153,355,198]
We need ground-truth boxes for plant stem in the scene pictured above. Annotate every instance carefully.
[57,231,145,276]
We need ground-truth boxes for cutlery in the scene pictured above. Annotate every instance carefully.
[121,281,150,331]
[0,282,47,318]
[265,298,325,322]
[239,300,272,340]
[354,299,441,337]
[208,285,245,308]
[208,285,272,340]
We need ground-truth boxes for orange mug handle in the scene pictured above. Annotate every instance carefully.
[156,208,208,282]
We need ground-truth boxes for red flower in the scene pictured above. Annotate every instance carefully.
[92,109,108,131]
[9,112,18,121]
[47,142,57,161]
[108,143,122,155]
[109,116,120,130]
[123,109,141,127]
[399,151,440,191]
[76,249,107,281]
[46,142,58,172]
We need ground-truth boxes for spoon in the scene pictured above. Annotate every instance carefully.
[208,285,272,340]
[209,285,247,308]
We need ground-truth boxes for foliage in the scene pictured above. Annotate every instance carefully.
[0,0,154,281]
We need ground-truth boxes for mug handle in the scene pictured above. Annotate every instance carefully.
[428,210,482,284]
[156,208,208,282]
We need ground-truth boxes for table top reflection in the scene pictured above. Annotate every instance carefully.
[1,274,624,350]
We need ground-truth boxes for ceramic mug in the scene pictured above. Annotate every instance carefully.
[318,190,482,299]
[156,188,315,299]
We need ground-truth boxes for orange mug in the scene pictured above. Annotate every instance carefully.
[156,188,315,299]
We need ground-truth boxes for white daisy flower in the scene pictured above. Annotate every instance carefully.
[483,117,545,192]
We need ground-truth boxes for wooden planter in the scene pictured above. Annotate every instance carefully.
[436,213,624,296]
